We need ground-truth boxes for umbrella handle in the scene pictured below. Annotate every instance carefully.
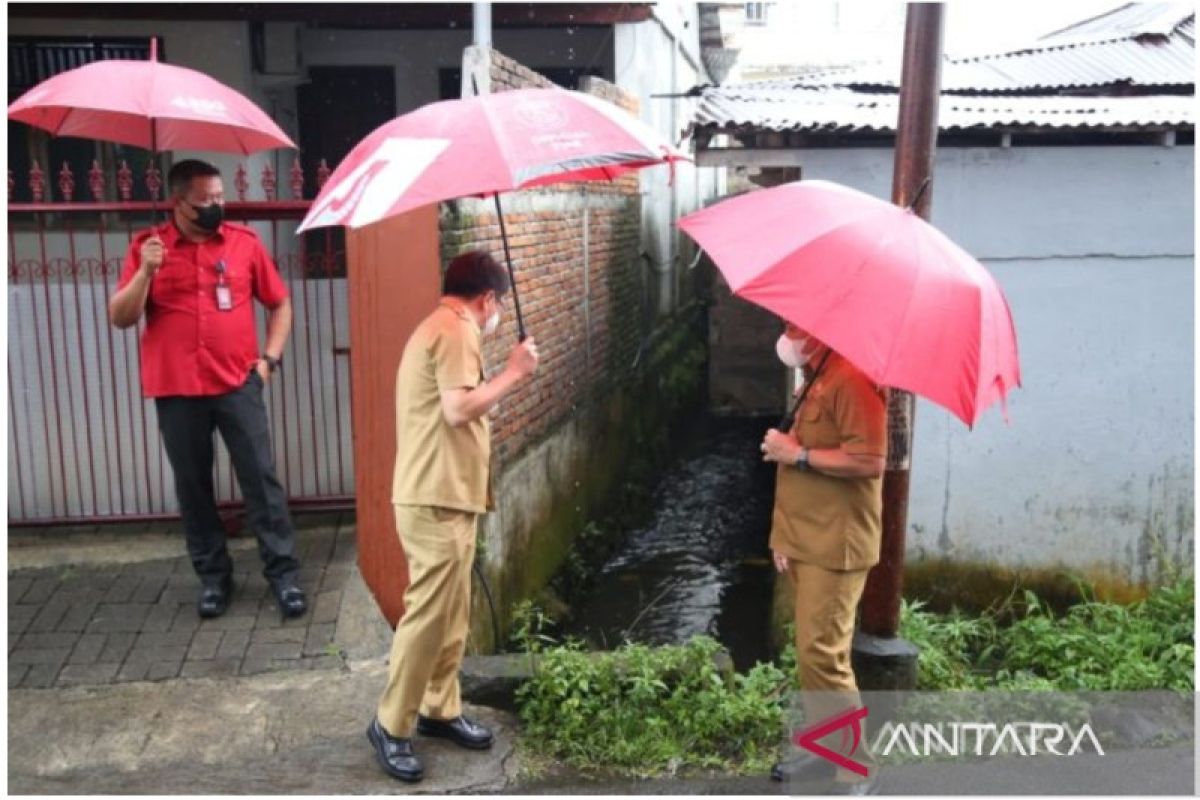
[906,177,931,212]
[150,123,159,226]
[493,194,527,342]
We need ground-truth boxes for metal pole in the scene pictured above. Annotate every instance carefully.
[493,194,526,341]
[473,2,492,48]
[859,2,944,638]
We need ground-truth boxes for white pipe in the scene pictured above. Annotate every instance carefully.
[473,3,492,48]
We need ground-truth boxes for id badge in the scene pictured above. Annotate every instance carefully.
[216,285,233,311]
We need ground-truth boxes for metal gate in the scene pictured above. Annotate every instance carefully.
[7,159,355,524]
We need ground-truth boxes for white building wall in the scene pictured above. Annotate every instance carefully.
[616,3,726,314]
[775,144,1195,581]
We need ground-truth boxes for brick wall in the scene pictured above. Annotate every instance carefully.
[440,48,646,466]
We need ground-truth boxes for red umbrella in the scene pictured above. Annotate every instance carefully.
[7,39,295,155]
[677,179,1021,427]
[297,87,687,338]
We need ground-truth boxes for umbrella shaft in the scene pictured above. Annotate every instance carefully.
[493,195,526,341]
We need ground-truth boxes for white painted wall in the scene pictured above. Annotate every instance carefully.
[772,144,1195,580]
[615,2,725,314]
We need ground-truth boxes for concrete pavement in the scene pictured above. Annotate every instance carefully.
[8,515,1193,795]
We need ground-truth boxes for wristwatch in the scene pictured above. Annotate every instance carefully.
[261,354,282,373]
[794,447,810,471]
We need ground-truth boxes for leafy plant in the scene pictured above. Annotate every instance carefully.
[516,635,791,776]
[513,578,1193,777]
[900,576,1194,692]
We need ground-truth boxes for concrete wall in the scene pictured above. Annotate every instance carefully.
[714,144,1195,583]
[615,3,726,314]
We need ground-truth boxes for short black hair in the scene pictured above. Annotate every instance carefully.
[168,159,221,198]
[443,250,510,299]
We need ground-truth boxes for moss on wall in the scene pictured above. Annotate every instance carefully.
[468,303,708,652]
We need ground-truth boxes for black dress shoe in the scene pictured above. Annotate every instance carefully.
[770,752,836,782]
[416,714,494,750]
[366,718,423,783]
[197,576,232,619]
[270,579,307,619]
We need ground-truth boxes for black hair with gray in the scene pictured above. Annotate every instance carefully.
[442,250,511,299]
[167,159,221,198]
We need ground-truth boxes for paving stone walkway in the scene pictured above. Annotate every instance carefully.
[8,518,357,689]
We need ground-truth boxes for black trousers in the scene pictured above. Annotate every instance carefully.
[156,371,300,586]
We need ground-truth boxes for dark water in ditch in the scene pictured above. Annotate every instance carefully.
[562,415,780,671]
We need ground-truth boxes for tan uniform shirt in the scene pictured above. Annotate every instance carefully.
[392,302,493,514]
[769,353,888,571]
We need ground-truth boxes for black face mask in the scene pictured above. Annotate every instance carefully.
[187,201,224,232]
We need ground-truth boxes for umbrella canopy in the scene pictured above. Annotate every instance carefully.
[7,42,295,155]
[677,179,1021,427]
[297,87,687,233]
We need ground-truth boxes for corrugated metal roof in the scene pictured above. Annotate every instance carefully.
[783,5,1195,92]
[693,87,1194,133]
[690,5,1195,135]
[1039,1,1193,43]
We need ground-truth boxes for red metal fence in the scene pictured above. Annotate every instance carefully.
[7,158,355,525]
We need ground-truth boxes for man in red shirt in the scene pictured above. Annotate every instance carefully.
[109,159,306,620]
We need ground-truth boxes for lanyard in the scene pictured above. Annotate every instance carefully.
[777,349,832,431]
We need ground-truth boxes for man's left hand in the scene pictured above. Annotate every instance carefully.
[255,359,271,385]
[761,428,800,464]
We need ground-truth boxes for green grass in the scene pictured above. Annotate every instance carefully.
[900,575,1194,691]
[512,576,1194,776]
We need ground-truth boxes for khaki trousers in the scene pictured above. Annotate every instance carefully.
[377,505,476,738]
[788,559,873,783]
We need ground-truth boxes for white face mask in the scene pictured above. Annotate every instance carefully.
[776,333,807,369]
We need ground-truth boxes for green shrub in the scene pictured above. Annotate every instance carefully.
[901,576,1194,692]
[516,636,790,775]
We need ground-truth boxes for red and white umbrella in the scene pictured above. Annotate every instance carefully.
[297,87,687,338]
[7,39,295,155]
[298,87,685,231]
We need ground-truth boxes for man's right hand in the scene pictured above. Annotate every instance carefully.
[139,235,165,277]
[506,336,540,379]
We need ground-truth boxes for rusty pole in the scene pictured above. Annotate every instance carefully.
[860,3,945,638]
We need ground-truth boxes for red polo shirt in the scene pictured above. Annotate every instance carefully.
[118,221,289,398]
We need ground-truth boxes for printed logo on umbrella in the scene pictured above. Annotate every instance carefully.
[512,99,571,131]
[169,96,230,118]
[301,137,451,231]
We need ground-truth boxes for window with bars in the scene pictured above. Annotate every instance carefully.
[744,2,773,26]
[8,36,162,204]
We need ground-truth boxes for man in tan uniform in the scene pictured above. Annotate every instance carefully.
[367,250,539,783]
[761,321,887,795]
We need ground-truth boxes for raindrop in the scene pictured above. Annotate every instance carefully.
[449,19,457,28]
[567,47,576,60]
[527,8,535,18]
